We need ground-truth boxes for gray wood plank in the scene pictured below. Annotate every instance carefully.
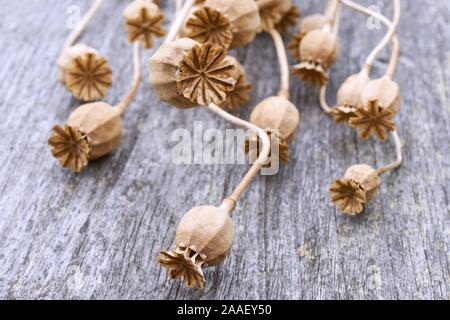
[0,0,448,300]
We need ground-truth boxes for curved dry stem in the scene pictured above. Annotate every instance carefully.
[325,0,340,27]
[319,2,343,114]
[319,85,333,114]
[332,2,342,35]
[61,0,104,56]
[116,42,142,115]
[207,103,270,215]
[386,34,400,78]
[268,29,290,99]
[376,130,403,175]
[165,0,195,44]
[341,0,401,71]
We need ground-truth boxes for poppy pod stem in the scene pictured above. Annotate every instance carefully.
[176,0,183,14]
[207,103,271,215]
[340,0,401,72]
[376,130,403,175]
[324,0,340,28]
[318,3,343,114]
[319,86,333,114]
[116,42,142,115]
[385,34,400,79]
[165,0,195,44]
[268,29,290,99]
[60,0,104,58]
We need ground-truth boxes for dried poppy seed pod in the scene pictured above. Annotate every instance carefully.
[250,96,300,144]
[292,29,339,86]
[220,56,252,110]
[274,2,300,35]
[150,39,237,107]
[256,0,293,32]
[157,206,234,289]
[246,96,300,163]
[57,44,112,101]
[48,102,123,173]
[288,14,327,59]
[360,76,401,115]
[185,0,260,49]
[176,42,237,106]
[329,164,381,216]
[149,38,198,109]
[123,0,165,49]
[330,72,370,124]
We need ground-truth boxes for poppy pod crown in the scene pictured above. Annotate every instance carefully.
[157,206,235,289]
[184,0,260,49]
[48,102,123,173]
[149,39,237,108]
[57,44,113,101]
[329,164,381,216]
[123,0,165,49]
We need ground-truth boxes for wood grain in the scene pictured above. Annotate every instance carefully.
[0,0,448,300]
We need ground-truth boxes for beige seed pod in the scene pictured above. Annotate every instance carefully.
[48,102,123,173]
[246,96,299,163]
[123,0,165,49]
[329,164,381,216]
[192,0,260,49]
[149,39,237,108]
[360,76,401,115]
[292,29,339,86]
[220,56,252,110]
[57,44,113,101]
[288,14,327,59]
[149,38,198,109]
[256,0,293,32]
[157,206,234,289]
[330,72,370,125]
[249,96,300,144]
[275,3,300,35]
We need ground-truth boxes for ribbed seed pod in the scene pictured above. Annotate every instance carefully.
[123,0,165,49]
[48,102,123,173]
[249,96,300,144]
[348,76,400,141]
[360,76,401,115]
[288,14,327,59]
[246,96,300,163]
[256,0,293,32]
[330,72,370,125]
[149,38,198,109]
[329,164,381,216]
[292,29,339,86]
[57,44,112,101]
[149,39,237,108]
[157,206,234,289]
[182,0,261,49]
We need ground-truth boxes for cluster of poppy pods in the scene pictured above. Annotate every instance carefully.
[48,0,403,289]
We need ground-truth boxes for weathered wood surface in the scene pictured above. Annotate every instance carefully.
[0,0,448,300]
